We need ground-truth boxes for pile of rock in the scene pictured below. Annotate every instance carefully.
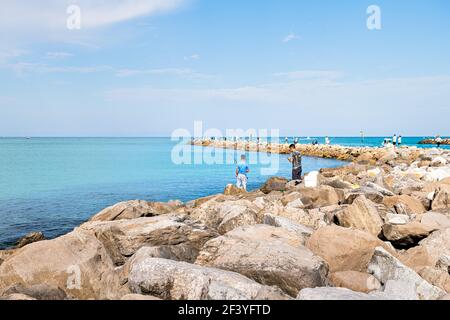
[1,146,449,300]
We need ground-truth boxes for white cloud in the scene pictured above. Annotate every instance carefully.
[274,70,343,81]
[282,32,300,43]
[46,52,74,59]
[0,0,188,31]
[0,49,28,63]
[3,62,112,75]
[184,54,201,61]
[1,62,213,80]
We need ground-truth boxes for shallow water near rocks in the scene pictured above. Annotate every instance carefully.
[0,137,347,248]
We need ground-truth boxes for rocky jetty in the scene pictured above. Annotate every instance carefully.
[1,145,450,300]
[418,138,450,145]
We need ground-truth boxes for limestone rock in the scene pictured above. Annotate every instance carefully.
[306,225,393,273]
[383,195,426,215]
[128,258,290,300]
[329,271,381,293]
[417,267,450,293]
[260,177,288,194]
[368,247,445,300]
[223,184,245,196]
[81,214,217,266]
[90,200,183,222]
[297,185,344,209]
[0,228,127,300]
[189,199,262,234]
[1,283,67,300]
[420,212,450,230]
[418,228,450,267]
[344,187,384,204]
[196,225,328,297]
[337,196,384,236]
[15,232,45,249]
[365,182,395,196]
[1,293,36,300]
[431,185,450,212]
[385,213,410,225]
[382,222,435,248]
[263,214,313,240]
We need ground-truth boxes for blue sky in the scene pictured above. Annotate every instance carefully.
[0,0,449,136]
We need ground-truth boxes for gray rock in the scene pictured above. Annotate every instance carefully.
[263,214,313,239]
[128,257,290,300]
[196,225,328,297]
[368,247,445,300]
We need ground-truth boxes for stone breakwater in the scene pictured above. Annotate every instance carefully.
[419,138,450,146]
[189,139,423,163]
[1,145,450,300]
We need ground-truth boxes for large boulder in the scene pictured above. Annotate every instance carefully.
[260,177,288,194]
[417,228,450,267]
[382,222,435,248]
[306,225,394,273]
[431,185,450,212]
[15,232,45,249]
[189,199,262,234]
[296,186,344,209]
[420,212,450,230]
[1,284,67,300]
[328,271,381,293]
[196,225,328,297]
[343,187,384,205]
[90,200,183,222]
[81,214,217,266]
[223,184,245,196]
[336,196,384,237]
[383,195,427,215]
[128,257,290,300]
[368,247,445,300]
[417,267,450,293]
[262,214,313,240]
[0,229,127,300]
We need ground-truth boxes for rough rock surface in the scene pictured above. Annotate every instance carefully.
[382,222,435,248]
[336,196,384,236]
[15,232,45,249]
[0,229,127,300]
[81,214,217,266]
[368,247,445,300]
[128,257,290,300]
[90,200,184,222]
[196,225,328,296]
[306,225,393,273]
[329,271,381,293]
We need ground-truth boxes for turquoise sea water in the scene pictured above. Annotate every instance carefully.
[0,136,446,248]
[0,137,347,248]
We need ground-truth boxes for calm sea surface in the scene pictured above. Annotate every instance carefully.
[0,136,445,248]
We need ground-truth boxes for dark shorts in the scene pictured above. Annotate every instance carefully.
[292,167,302,180]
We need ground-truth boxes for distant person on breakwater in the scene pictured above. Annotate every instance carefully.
[398,135,402,147]
[325,136,330,145]
[436,135,443,148]
[236,154,250,191]
[393,134,397,147]
[288,144,302,181]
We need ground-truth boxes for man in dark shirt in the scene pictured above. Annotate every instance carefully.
[288,144,302,181]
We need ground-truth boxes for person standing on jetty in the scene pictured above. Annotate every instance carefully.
[393,134,397,147]
[288,144,302,181]
[398,135,402,147]
[236,154,250,191]
[436,135,443,148]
